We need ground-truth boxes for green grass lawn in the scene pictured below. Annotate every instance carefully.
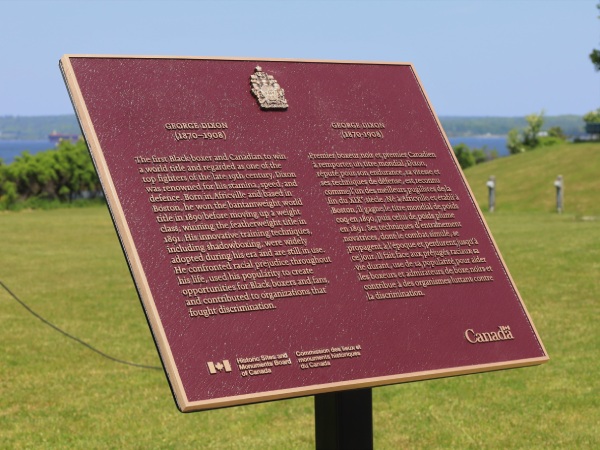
[465,141,600,216]
[1,143,599,448]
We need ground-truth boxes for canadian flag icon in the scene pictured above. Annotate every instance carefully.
[207,360,232,374]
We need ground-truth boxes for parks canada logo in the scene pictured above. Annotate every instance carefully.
[464,325,514,344]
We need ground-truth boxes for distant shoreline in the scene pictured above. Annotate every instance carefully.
[0,114,585,141]
[446,134,506,139]
[0,135,511,165]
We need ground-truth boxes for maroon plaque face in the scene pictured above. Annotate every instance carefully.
[60,56,547,412]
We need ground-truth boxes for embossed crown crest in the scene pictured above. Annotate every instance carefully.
[250,66,288,110]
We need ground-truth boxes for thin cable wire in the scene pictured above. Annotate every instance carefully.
[0,279,161,370]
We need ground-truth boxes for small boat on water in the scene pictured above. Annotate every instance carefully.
[48,131,80,144]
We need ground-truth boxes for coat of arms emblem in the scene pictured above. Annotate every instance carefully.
[250,66,288,110]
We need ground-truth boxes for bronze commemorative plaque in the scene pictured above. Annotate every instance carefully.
[60,56,548,412]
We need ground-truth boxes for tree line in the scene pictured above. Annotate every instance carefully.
[440,115,585,137]
[0,139,101,209]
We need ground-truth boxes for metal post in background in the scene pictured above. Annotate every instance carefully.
[554,175,564,213]
[486,175,496,213]
[315,388,373,450]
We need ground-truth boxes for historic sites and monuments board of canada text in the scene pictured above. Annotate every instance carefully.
[60,56,548,412]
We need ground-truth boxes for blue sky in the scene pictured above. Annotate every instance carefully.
[1,0,598,117]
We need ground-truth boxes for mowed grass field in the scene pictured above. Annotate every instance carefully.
[1,142,599,448]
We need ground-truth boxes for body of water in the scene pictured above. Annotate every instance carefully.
[448,135,508,157]
[0,135,509,165]
[0,140,56,164]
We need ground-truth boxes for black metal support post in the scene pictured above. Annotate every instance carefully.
[314,388,373,450]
